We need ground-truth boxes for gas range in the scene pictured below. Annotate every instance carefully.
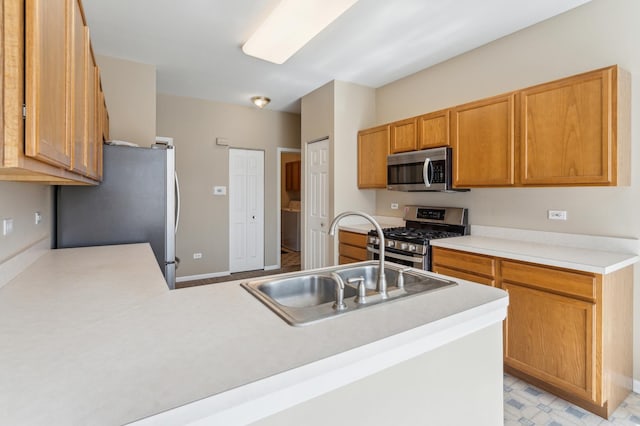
[366,206,468,270]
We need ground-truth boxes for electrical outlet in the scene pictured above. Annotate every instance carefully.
[548,210,567,221]
[391,203,399,210]
[35,212,42,225]
[193,253,203,259]
[2,218,14,236]
[213,186,227,196]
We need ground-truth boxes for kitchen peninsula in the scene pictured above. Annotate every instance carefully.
[1,243,508,425]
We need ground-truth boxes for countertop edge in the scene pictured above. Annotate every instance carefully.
[130,297,508,426]
[430,238,639,274]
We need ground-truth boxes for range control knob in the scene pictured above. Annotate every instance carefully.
[386,240,395,248]
[400,243,408,250]
[408,244,417,252]
[368,236,376,244]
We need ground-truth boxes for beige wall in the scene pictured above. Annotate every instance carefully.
[374,0,640,383]
[0,182,51,263]
[156,94,301,278]
[300,82,335,267]
[300,81,377,267]
[96,55,157,145]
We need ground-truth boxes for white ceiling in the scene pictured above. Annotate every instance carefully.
[82,0,591,113]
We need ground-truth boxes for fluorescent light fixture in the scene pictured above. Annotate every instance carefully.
[251,96,271,108]
[242,0,359,64]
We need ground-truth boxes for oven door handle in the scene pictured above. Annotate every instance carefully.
[366,246,424,264]
[423,158,432,188]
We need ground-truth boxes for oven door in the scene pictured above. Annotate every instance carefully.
[366,246,425,269]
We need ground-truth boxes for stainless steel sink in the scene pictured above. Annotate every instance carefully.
[241,261,457,326]
[252,274,357,308]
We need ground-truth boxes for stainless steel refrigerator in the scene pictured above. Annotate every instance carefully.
[56,143,180,289]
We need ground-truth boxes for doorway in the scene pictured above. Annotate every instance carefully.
[229,148,264,273]
[278,147,301,271]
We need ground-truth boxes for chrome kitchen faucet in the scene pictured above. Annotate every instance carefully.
[328,211,388,299]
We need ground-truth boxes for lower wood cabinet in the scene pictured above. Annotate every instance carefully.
[432,247,497,286]
[431,246,633,418]
[338,230,368,264]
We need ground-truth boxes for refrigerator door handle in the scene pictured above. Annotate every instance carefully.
[175,171,181,234]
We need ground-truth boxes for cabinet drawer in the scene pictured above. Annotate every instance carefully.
[501,260,596,301]
[432,247,496,278]
[338,230,367,248]
[433,265,495,287]
[339,243,367,261]
[339,255,360,265]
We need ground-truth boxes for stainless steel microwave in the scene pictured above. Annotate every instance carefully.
[387,147,468,192]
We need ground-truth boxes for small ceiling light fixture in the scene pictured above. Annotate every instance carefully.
[251,96,271,108]
[242,0,359,65]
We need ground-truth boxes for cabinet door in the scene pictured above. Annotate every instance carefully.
[503,282,596,402]
[357,125,389,189]
[431,247,496,286]
[85,44,99,180]
[418,109,450,149]
[69,0,87,174]
[451,94,515,187]
[389,117,417,153]
[285,160,301,191]
[520,68,614,185]
[25,0,72,168]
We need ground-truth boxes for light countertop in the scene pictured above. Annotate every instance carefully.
[0,243,507,425]
[431,235,638,274]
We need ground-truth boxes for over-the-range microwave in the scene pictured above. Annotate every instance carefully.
[387,147,469,192]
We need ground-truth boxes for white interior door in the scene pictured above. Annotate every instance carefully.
[306,138,329,269]
[229,149,264,273]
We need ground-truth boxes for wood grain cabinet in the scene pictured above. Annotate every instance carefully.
[389,117,418,153]
[0,0,107,184]
[432,246,633,418]
[520,66,629,186]
[451,93,516,187]
[357,124,389,189]
[432,247,497,287]
[418,109,450,149]
[285,160,301,192]
[338,230,368,264]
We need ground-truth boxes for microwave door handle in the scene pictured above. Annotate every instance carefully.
[423,158,432,187]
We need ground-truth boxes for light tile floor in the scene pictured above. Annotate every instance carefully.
[504,374,640,425]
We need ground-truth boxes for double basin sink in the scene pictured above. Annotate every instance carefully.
[241,261,457,326]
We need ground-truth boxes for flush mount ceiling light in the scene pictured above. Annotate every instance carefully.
[242,0,359,65]
[251,96,271,108]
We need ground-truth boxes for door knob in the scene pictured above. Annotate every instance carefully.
[252,216,256,219]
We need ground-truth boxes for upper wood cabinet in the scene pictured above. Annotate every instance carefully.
[520,67,629,186]
[451,93,516,187]
[0,0,107,184]
[357,124,389,189]
[24,0,72,169]
[389,117,417,153]
[285,160,301,192]
[418,109,450,149]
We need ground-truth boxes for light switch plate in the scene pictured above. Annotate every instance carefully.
[213,186,227,195]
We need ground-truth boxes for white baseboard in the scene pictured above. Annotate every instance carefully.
[176,271,230,283]
[0,237,50,289]
[634,379,640,394]
[177,264,281,283]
